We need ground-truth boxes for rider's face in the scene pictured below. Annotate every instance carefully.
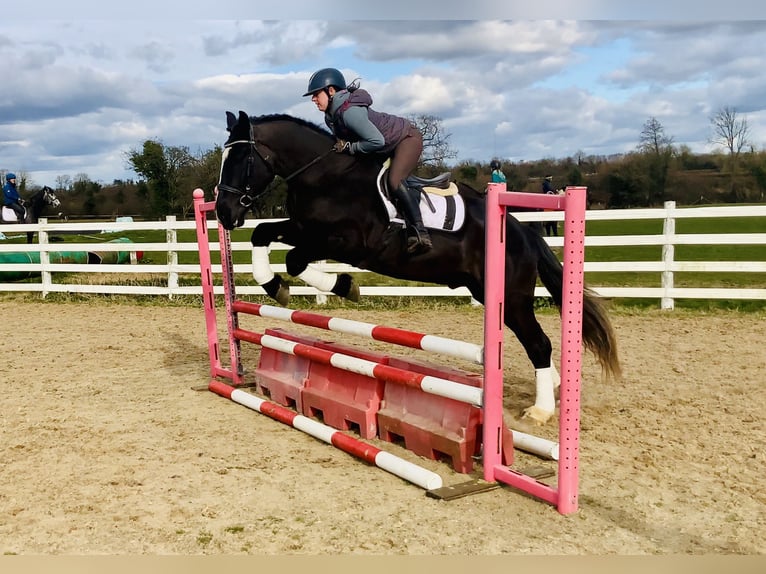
[311,90,328,112]
[311,88,333,112]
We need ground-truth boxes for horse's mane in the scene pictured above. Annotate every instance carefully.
[249,114,331,139]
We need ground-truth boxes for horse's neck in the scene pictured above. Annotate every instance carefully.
[27,194,44,219]
[266,123,333,175]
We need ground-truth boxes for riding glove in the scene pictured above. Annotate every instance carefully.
[333,140,351,153]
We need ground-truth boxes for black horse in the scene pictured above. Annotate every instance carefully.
[0,186,61,243]
[216,111,620,425]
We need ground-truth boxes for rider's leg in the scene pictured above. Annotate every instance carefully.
[390,183,432,254]
[9,202,25,220]
[388,127,432,254]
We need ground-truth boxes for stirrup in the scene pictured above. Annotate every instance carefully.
[406,227,432,255]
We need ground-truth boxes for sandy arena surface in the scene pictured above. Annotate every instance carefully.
[0,298,763,555]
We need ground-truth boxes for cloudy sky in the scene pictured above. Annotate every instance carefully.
[2,1,766,187]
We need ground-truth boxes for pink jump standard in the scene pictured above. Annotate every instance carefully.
[193,189,444,491]
[483,183,586,515]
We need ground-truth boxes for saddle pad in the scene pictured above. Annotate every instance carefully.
[376,168,465,232]
[1,207,20,222]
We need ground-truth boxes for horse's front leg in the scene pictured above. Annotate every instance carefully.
[285,246,360,303]
[503,292,561,426]
[250,221,296,306]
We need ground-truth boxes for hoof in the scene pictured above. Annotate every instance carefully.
[264,275,291,307]
[332,273,360,303]
[521,405,553,426]
[274,285,290,307]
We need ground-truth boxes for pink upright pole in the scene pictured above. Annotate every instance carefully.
[556,186,587,514]
[194,189,233,381]
[217,220,243,384]
[481,182,507,480]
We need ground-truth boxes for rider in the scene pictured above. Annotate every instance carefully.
[2,173,25,220]
[303,67,432,255]
[489,159,507,184]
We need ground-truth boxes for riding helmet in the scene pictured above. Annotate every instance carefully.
[489,160,501,170]
[303,68,347,96]
[6,172,17,182]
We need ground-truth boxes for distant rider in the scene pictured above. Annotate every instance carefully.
[490,159,507,184]
[3,173,25,220]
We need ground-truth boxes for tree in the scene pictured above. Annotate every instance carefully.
[126,140,194,216]
[55,174,73,192]
[710,106,751,199]
[638,117,674,205]
[407,114,457,166]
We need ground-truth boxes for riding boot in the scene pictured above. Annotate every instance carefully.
[391,183,432,254]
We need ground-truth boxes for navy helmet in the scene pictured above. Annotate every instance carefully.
[6,172,17,182]
[303,68,347,97]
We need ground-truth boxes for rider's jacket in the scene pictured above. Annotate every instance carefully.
[324,88,413,156]
[2,182,21,206]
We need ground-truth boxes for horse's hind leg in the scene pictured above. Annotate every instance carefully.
[504,293,559,425]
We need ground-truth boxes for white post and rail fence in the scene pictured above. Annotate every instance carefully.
[0,201,764,309]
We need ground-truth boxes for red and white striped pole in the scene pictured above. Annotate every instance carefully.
[233,328,483,407]
[209,380,443,491]
[232,300,484,365]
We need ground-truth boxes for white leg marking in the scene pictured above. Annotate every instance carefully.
[252,246,275,285]
[298,265,338,293]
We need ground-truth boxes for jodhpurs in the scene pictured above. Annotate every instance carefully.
[387,125,423,191]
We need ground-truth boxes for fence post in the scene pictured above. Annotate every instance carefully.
[166,216,178,299]
[661,201,676,310]
[38,218,51,298]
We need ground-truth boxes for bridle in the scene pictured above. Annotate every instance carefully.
[43,187,60,208]
[218,121,333,208]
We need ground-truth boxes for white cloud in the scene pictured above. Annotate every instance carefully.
[1,19,766,186]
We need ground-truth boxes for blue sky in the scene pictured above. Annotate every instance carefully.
[2,3,766,187]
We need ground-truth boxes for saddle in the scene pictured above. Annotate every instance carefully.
[405,172,457,196]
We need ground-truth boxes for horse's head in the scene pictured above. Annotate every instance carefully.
[41,186,61,209]
[216,110,276,230]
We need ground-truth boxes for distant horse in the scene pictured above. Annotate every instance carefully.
[1,186,61,243]
[216,111,620,425]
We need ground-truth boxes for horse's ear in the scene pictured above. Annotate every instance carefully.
[226,111,237,132]
[238,110,249,125]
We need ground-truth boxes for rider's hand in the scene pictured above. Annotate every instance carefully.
[333,139,351,154]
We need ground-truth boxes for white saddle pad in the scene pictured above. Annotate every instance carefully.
[1,206,21,222]
[375,168,465,232]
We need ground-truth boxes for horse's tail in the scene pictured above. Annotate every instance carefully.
[532,231,622,381]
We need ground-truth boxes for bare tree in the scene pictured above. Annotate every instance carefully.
[710,106,751,199]
[55,174,73,192]
[637,117,675,205]
[408,114,457,166]
[639,117,674,155]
